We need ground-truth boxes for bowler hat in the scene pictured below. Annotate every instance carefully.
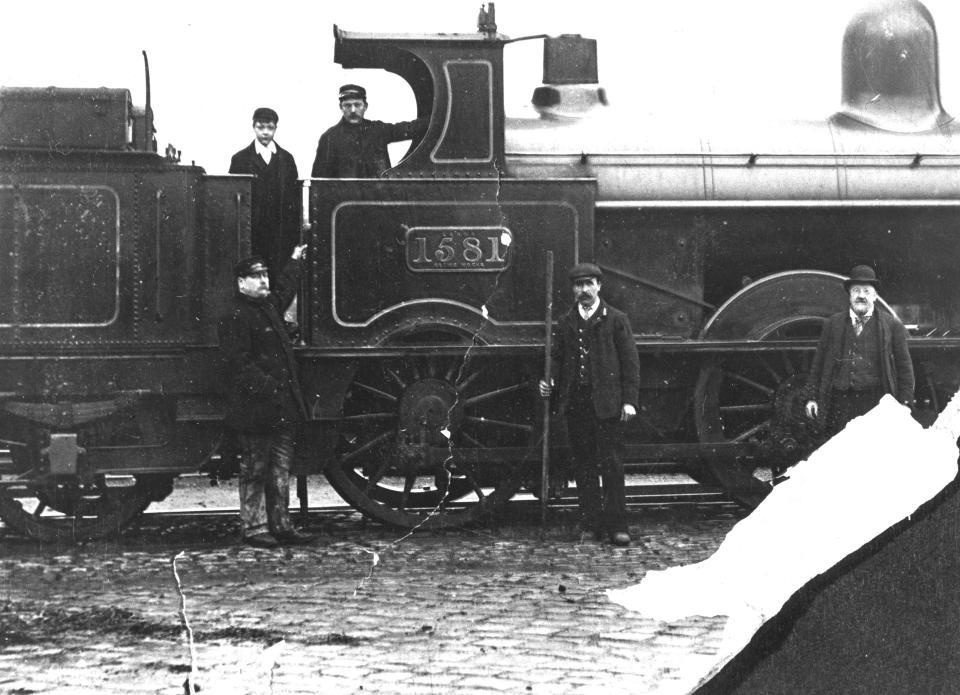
[252,107,279,124]
[568,262,602,282]
[234,256,268,278]
[843,264,880,291]
[339,84,367,102]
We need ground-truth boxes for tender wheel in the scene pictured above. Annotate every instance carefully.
[0,404,177,542]
[695,271,850,507]
[326,331,537,528]
[0,475,165,543]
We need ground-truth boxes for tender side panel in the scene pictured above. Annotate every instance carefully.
[0,185,119,328]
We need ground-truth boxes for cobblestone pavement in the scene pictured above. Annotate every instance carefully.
[0,482,745,695]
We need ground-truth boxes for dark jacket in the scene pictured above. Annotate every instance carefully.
[806,310,915,405]
[550,300,641,420]
[311,118,427,178]
[229,142,301,272]
[217,259,307,433]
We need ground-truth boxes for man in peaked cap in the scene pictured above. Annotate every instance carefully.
[310,83,427,178]
[229,107,301,281]
[805,264,914,437]
[539,263,640,546]
[218,245,313,549]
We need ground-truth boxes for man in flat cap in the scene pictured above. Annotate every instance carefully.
[805,264,914,437]
[539,263,640,546]
[311,84,427,178]
[229,108,301,279]
[218,245,313,548]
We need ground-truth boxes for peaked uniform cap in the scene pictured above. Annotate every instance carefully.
[234,256,269,277]
[339,84,366,101]
[568,262,602,282]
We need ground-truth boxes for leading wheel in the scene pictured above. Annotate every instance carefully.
[325,330,538,528]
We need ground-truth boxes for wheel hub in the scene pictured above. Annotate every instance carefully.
[398,379,462,437]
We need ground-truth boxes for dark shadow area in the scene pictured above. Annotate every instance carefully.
[697,472,960,695]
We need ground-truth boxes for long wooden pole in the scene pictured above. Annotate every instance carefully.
[541,251,554,528]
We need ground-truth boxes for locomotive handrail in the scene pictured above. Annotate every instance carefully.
[595,200,960,208]
[234,192,243,259]
[154,189,165,322]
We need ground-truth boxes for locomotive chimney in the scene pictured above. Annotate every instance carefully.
[836,0,951,132]
[532,35,608,119]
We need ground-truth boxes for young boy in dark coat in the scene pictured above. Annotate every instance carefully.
[229,107,301,280]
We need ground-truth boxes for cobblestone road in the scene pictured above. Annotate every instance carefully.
[0,484,744,695]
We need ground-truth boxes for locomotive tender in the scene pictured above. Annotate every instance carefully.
[1,0,959,540]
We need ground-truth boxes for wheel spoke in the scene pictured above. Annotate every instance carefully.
[781,351,797,377]
[364,458,397,494]
[384,367,407,391]
[462,381,527,407]
[731,420,771,442]
[398,475,416,510]
[456,463,486,500]
[339,412,396,422]
[719,403,773,414]
[340,429,394,464]
[444,360,462,384]
[455,368,484,392]
[352,381,398,403]
[759,359,783,385]
[461,432,487,448]
[723,371,774,397]
[463,415,533,432]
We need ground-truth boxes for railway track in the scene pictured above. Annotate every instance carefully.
[137,478,737,524]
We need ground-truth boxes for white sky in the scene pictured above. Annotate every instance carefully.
[3,0,960,172]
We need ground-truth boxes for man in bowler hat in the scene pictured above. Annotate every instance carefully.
[805,264,914,436]
[229,108,301,279]
[218,246,313,548]
[539,263,640,546]
[311,84,427,178]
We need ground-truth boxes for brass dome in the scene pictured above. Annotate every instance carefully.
[837,0,952,132]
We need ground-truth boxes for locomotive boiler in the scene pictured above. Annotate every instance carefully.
[1,0,959,541]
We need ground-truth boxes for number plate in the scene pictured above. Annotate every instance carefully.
[405,226,513,272]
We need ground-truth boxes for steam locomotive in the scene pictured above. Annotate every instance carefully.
[1,0,958,541]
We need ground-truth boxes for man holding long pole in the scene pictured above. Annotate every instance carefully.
[539,263,640,546]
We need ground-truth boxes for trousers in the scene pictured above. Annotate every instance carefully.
[565,385,628,534]
[237,425,296,537]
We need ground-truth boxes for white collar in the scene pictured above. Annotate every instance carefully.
[255,140,277,161]
[578,298,600,320]
[849,307,874,323]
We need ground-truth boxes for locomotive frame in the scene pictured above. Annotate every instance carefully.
[2,1,960,540]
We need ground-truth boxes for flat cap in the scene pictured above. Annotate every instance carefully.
[339,83,366,101]
[252,107,279,123]
[234,256,268,277]
[568,262,602,282]
[844,264,880,290]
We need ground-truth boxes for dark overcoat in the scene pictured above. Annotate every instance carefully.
[217,260,307,433]
[310,118,426,178]
[550,300,641,420]
[228,142,300,271]
[806,310,915,405]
